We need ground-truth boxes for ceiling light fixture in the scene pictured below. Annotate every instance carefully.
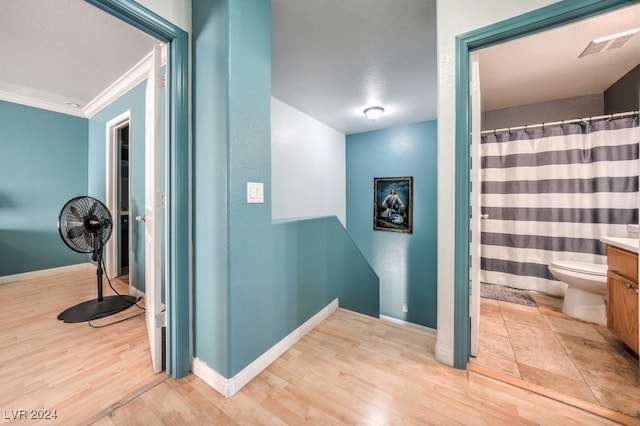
[364,106,384,121]
[64,101,81,108]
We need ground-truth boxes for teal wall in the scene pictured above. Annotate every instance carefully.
[192,0,379,378]
[1,79,150,290]
[0,101,88,276]
[192,0,230,376]
[88,82,146,291]
[346,121,438,328]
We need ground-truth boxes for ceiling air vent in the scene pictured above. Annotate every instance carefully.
[579,28,639,58]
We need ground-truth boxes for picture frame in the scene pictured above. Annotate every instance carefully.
[373,176,413,233]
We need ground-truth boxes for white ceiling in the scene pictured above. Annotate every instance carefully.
[0,0,158,116]
[0,1,638,130]
[272,0,437,135]
[478,3,640,112]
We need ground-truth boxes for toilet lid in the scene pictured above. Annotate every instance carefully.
[549,260,607,277]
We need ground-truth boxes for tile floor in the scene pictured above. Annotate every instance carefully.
[472,291,640,418]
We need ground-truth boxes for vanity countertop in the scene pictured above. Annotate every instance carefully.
[601,236,639,254]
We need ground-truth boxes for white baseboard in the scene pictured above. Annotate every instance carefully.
[0,263,94,285]
[128,286,145,299]
[192,298,339,398]
[435,342,454,367]
[191,357,230,397]
[379,314,437,335]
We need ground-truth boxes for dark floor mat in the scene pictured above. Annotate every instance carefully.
[480,283,538,307]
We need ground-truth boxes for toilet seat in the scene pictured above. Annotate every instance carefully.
[548,260,607,277]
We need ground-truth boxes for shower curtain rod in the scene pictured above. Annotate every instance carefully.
[480,110,639,135]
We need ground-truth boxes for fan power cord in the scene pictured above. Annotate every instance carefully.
[101,254,146,311]
[87,258,145,328]
[84,256,147,328]
[88,311,145,328]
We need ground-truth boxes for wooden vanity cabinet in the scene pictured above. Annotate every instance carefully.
[606,245,639,355]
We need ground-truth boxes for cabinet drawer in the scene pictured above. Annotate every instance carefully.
[607,245,638,282]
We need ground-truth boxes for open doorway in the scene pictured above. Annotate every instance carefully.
[106,111,133,286]
[468,2,640,419]
[118,122,130,282]
[0,4,189,402]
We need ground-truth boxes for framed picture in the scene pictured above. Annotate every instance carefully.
[373,176,413,233]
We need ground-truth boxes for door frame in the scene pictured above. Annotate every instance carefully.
[88,0,190,377]
[453,0,637,368]
[105,110,131,281]
[469,52,481,358]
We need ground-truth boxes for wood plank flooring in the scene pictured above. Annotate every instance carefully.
[0,267,162,425]
[3,268,638,425]
[95,309,636,425]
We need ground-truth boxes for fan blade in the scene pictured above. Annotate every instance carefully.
[68,205,84,222]
[97,203,110,219]
[66,225,87,240]
[100,225,112,243]
[88,201,98,217]
[78,197,93,216]
[82,232,95,249]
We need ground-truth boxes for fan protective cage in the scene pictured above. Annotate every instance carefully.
[58,196,113,254]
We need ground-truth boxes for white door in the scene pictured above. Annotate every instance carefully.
[469,52,482,357]
[142,44,163,374]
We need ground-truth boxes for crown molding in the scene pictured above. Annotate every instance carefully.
[83,44,167,118]
[0,45,166,119]
[0,90,86,118]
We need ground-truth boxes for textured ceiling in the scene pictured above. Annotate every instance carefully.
[0,0,158,115]
[274,1,640,134]
[272,0,438,135]
[0,1,638,129]
[478,3,640,112]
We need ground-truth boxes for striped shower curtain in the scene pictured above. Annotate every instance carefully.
[480,116,639,296]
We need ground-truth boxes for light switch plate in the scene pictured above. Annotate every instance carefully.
[247,182,264,203]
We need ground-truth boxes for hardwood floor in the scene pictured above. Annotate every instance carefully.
[3,269,637,425]
[0,267,162,425]
[95,309,634,425]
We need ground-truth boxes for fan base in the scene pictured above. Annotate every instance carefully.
[57,295,137,323]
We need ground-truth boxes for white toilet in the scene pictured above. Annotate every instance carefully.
[549,225,639,324]
[548,260,607,324]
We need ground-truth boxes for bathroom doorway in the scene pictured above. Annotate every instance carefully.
[468,3,640,419]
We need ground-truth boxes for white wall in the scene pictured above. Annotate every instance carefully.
[435,0,559,366]
[271,97,346,226]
